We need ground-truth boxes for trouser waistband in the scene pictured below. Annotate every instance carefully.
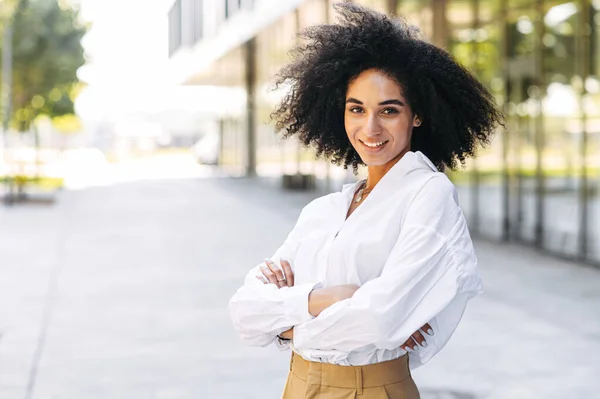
[290,352,411,394]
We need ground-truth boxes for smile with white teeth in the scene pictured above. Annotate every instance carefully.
[361,140,388,148]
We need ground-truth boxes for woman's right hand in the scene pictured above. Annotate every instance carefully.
[256,258,294,288]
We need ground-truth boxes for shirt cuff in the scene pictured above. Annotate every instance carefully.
[275,336,292,351]
[291,298,346,351]
[280,282,322,325]
[292,299,334,351]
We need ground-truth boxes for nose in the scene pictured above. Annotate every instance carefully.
[364,113,382,137]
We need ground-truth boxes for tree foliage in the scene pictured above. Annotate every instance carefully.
[1,0,88,131]
[0,0,21,23]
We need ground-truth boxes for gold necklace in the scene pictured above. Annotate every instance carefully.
[354,180,373,203]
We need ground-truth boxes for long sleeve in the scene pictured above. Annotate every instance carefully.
[228,203,323,347]
[293,176,483,359]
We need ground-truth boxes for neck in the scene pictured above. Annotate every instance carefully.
[365,148,410,189]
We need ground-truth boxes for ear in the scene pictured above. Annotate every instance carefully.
[413,115,421,127]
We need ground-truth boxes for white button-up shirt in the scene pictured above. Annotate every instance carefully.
[228,151,482,369]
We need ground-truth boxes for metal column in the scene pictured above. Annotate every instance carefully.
[244,37,257,177]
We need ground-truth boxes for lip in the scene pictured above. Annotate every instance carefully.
[360,139,389,152]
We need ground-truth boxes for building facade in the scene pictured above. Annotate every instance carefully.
[168,0,600,266]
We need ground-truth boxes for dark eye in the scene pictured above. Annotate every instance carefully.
[381,108,399,115]
[349,107,364,114]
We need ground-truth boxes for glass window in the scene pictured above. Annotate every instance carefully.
[255,13,299,177]
[505,7,539,243]
[446,1,476,228]
[540,2,581,256]
[587,0,600,263]
[254,2,331,180]
[193,0,204,43]
[168,0,182,56]
[212,47,246,175]
[298,0,328,179]
[445,2,505,239]
[475,22,505,240]
[225,0,241,19]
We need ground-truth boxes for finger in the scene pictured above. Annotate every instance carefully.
[280,260,295,287]
[421,323,434,336]
[408,337,419,351]
[255,275,268,284]
[265,259,286,288]
[265,262,286,289]
[411,330,427,348]
[260,263,279,286]
[402,336,419,351]
[401,344,414,353]
[400,336,417,352]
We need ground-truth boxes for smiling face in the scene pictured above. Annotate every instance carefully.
[344,69,420,167]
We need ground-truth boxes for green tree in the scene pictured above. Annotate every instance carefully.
[0,0,21,27]
[1,0,88,131]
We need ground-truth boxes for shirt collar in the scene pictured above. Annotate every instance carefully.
[339,151,438,200]
[415,151,438,172]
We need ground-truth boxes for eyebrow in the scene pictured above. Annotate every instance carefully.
[346,98,405,106]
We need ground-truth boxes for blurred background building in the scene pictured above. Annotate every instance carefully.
[167,0,600,266]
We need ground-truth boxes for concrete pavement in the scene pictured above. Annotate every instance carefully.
[1,162,599,399]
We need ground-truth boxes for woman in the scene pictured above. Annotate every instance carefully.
[228,3,502,398]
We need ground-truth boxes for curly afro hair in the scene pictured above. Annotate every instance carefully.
[271,2,504,173]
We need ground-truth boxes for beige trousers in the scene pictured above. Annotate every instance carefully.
[281,352,420,399]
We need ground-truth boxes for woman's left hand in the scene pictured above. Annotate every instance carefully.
[400,323,434,352]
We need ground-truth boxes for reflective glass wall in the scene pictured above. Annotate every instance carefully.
[207,47,247,177]
[396,0,599,265]
[586,1,600,262]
